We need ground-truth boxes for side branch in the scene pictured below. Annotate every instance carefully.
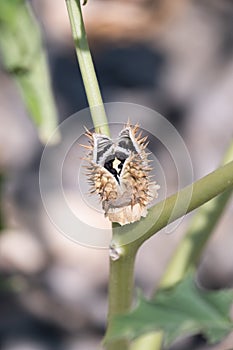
[112,160,233,248]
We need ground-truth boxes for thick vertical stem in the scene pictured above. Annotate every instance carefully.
[65,0,110,136]
[106,243,138,350]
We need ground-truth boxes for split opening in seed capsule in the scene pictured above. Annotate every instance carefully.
[104,156,126,182]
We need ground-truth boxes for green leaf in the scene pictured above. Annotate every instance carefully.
[0,0,59,143]
[104,275,233,348]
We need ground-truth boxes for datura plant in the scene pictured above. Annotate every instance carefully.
[1,1,233,350]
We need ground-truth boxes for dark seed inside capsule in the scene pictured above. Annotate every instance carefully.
[104,156,126,182]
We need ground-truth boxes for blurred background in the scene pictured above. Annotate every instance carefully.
[0,0,233,349]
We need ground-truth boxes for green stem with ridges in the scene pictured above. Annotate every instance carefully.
[65,0,110,136]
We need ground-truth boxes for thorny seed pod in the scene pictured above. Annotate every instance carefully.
[82,123,160,225]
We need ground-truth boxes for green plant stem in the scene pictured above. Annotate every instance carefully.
[107,243,138,350]
[65,0,110,136]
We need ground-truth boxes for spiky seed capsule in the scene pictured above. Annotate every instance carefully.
[82,122,160,225]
